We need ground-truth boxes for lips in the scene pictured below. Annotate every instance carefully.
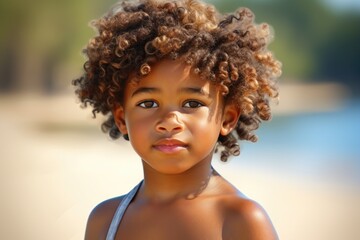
[153,138,188,154]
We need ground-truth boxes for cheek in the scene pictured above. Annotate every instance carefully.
[187,110,221,137]
[127,116,149,134]
[125,111,157,141]
[126,120,149,154]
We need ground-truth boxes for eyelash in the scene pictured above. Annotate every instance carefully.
[183,100,204,108]
[136,100,204,109]
[137,100,158,108]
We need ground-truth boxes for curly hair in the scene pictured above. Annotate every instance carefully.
[72,0,281,162]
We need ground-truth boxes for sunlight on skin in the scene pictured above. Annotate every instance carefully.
[80,58,280,240]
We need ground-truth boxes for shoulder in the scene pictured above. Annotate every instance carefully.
[220,193,278,240]
[84,195,125,240]
[211,177,278,240]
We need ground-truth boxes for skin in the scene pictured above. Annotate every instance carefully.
[84,59,278,240]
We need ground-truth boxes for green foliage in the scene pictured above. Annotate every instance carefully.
[0,0,115,65]
[0,0,359,92]
[208,0,360,90]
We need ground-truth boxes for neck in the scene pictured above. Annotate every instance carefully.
[140,157,214,203]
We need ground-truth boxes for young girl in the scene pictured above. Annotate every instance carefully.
[73,0,281,239]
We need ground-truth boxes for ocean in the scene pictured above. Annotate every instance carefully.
[231,98,360,186]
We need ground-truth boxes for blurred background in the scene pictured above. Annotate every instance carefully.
[0,0,359,239]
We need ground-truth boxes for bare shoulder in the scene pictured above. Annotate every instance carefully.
[84,195,125,240]
[221,194,278,240]
[215,180,278,240]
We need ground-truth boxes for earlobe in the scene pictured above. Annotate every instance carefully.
[113,104,128,135]
[220,105,241,136]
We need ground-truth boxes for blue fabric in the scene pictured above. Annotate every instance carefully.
[106,181,143,240]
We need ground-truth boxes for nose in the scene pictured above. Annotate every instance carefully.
[156,112,184,133]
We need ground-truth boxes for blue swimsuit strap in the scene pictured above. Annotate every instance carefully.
[106,181,143,240]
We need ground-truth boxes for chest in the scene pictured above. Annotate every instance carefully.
[115,199,223,240]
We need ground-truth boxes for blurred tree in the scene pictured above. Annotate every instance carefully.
[0,0,359,95]
[0,0,113,93]
[316,13,360,94]
[209,0,360,95]
[209,0,332,79]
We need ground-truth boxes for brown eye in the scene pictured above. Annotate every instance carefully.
[138,100,158,108]
[184,100,203,108]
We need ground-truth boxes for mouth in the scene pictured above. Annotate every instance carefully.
[153,139,188,154]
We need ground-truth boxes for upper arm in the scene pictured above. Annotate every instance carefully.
[222,198,278,240]
[84,205,109,240]
[84,197,123,240]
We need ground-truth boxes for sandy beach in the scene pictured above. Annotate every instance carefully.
[0,92,359,240]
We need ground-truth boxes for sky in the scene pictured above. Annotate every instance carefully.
[211,0,360,12]
[322,0,360,11]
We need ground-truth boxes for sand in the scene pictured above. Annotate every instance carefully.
[0,93,359,240]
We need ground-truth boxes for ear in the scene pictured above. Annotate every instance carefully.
[220,104,241,136]
[113,104,128,135]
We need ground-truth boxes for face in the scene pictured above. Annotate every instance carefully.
[114,59,239,174]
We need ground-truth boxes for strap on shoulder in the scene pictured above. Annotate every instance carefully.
[105,181,143,240]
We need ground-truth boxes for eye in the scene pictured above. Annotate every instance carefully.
[183,100,204,108]
[137,100,158,108]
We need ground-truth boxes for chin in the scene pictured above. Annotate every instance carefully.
[145,160,194,175]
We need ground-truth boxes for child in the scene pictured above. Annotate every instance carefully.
[73,0,281,239]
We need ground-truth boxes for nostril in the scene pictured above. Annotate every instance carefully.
[158,126,167,131]
[156,112,184,132]
[156,121,184,133]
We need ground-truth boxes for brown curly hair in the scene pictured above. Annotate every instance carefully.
[72,0,281,162]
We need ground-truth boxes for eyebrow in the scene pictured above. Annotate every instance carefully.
[131,87,160,97]
[180,87,211,98]
[131,86,211,98]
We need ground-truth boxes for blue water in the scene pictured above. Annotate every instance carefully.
[233,98,360,185]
